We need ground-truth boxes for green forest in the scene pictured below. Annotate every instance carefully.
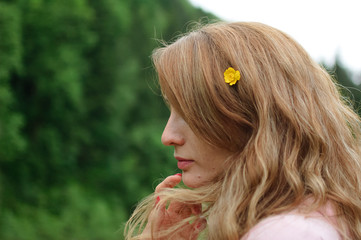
[0,0,359,239]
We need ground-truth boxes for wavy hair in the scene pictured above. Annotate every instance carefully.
[125,22,361,239]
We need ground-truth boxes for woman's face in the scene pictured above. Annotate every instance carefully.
[161,108,232,188]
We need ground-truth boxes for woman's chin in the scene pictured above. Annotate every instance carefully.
[182,174,207,188]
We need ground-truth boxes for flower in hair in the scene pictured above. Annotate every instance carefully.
[224,67,241,86]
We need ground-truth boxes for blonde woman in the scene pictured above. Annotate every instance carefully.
[125,22,361,239]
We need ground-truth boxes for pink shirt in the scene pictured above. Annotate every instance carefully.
[242,204,342,240]
[241,213,341,240]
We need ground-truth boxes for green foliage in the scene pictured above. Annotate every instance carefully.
[0,0,216,239]
[0,184,126,240]
[0,2,26,162]
[324,59,361,113]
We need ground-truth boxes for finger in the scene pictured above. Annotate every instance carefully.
[155,174,182,193]
[190,218,207,240]
[167,201,193,219]
[194,217,207,231]
[167,202,201,218]
[150,198,166,218]
[191,203,202,215]
[178,217,207,240]
[146,202,166,232]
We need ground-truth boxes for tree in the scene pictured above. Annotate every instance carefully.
[0,0,217,239]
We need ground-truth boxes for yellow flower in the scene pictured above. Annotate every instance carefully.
[224,67,241,86]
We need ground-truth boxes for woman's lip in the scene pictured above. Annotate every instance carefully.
[175,156,193,161]
[175,157,194,170]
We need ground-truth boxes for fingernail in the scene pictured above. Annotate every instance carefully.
[175,173,182,176]
[156,196,160,204]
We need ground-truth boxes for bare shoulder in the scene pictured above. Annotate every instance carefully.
[241,213,342,240]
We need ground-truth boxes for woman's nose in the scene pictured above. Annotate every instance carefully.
[161,113,185,146]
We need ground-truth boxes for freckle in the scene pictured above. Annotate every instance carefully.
[197,175,201,179]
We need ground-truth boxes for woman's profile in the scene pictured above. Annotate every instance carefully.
[125,22,361,239]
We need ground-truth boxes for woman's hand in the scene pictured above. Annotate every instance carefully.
[142,174,206,240]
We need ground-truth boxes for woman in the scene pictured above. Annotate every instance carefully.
[125,22,361,239]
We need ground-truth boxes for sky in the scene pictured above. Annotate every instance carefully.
[188,0,361,80]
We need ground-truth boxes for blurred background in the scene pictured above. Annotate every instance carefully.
[0,0,359,239]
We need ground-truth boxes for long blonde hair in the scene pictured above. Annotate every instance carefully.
[125,22,361,239]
